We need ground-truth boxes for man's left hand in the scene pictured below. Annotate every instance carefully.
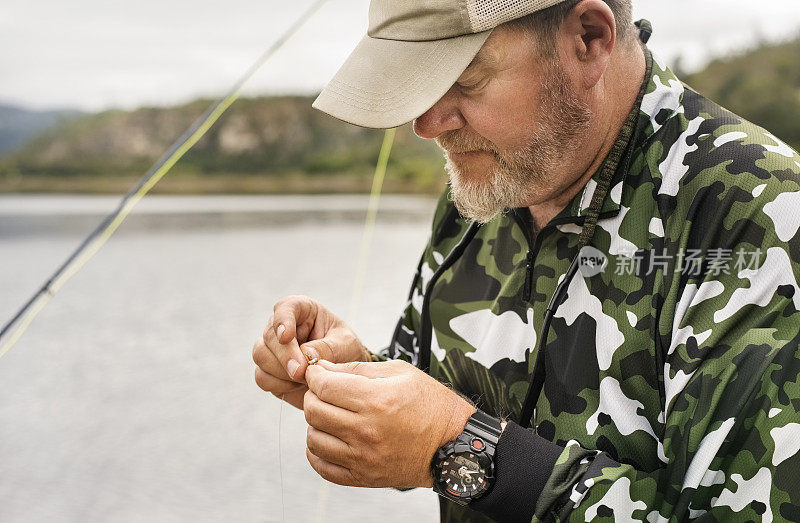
[303,359,476,488]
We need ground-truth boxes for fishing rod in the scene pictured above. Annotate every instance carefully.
[0,0,329,357]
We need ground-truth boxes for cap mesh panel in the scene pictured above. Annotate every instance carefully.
[467,0,566,32]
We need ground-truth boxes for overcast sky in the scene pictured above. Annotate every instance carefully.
[2,0,800,112]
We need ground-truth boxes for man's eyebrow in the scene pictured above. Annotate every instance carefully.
[458,45,504,83]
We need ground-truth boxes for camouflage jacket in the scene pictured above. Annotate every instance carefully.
[381,46,800,522]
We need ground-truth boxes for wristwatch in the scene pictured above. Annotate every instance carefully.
[430,409,503,505]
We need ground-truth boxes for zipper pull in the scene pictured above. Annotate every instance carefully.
[523,251,534,302]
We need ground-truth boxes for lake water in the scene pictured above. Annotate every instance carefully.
[0,194,442,522]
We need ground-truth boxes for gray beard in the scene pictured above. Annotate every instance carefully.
[445,157,527,224]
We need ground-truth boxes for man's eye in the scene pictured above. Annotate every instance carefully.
[457,78,489,94]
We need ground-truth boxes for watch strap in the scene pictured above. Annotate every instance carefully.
[463,409,502,450]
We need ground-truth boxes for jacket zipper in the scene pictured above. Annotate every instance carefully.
[523,251,535,302]
[512,209,539,303]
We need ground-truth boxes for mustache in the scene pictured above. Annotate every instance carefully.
[434,130,498,155]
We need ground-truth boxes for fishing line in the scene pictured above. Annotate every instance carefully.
[0,0,329,358]
[278,393,286,523]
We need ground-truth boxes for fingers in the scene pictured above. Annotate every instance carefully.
[305,364,372,412]
[303,389,361,437]
[254,367,305,395]
[306,448,359,487]
[253,334,301,381]
[272,295,318,344]
[261,319,308,382]
[271,388,306,410]
[252,335,282,375]
[306,426,357,469]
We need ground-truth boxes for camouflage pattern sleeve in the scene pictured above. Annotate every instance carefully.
[531,96,800,522]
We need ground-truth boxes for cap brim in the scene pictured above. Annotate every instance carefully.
[312,30,493,129]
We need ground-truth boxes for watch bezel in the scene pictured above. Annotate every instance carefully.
[431,435,496,504]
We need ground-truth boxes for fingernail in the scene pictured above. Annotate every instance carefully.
[287,359,300,379]
[304,346,320,363]
[277,324,285,340]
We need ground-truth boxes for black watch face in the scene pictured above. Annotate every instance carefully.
[437,451,490,500]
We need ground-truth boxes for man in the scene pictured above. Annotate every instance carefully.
[253,0,800,520]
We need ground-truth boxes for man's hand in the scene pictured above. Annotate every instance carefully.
[252,295,369,410]
[303,359,476,488]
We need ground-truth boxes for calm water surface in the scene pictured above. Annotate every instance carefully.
[0,194,441,522]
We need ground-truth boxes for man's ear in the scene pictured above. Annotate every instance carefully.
[559,0,616,89]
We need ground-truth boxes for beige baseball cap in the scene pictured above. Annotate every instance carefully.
[312,0,568,129]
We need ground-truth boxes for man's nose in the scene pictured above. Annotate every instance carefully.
[412,86,465,139]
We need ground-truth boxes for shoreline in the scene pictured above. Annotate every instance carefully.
[0,172,447,195]
[0,193,440,236]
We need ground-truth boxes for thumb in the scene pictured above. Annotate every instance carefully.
[299,339,332,365]
[314,358,395,379]
[299,327,352,364]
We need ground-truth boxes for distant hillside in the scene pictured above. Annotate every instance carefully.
[2,35,798,194]
[0,96,446,194]
[685,36,800,151]
[0,104,83,156]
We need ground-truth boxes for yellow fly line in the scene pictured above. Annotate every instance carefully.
[0,0,329,358]
[346,127,397,325]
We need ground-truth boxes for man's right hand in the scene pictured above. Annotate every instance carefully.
[252,294,370,410]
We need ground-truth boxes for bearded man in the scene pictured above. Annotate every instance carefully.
[252,0,800,521]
